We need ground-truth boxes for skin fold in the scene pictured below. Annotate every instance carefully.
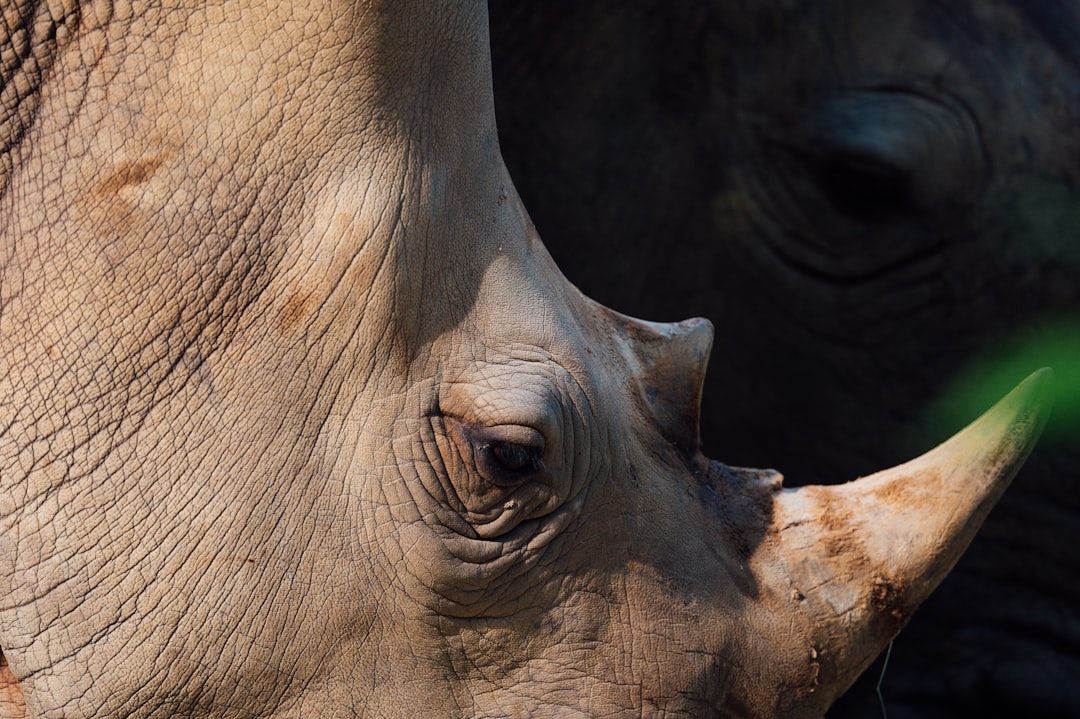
[0,2,1054,717]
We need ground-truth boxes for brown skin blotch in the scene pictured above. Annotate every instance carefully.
[278,290,313,333]
[85,154,175,241]
[96,155,168,195]
[0,650,26,717]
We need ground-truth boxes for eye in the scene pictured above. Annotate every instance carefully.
[818,151,911,222]
[478,437,545,487]
[487,440,544,474]
[444,417,548,489]
[803,89,982,225]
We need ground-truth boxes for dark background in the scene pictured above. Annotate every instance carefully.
[488,1,1080,716]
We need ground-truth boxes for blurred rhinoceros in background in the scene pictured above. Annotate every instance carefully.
[0,1,1056,717]
[490,1,1080,716]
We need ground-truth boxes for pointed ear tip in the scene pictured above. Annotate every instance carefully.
[681,316,714,358]
[613,313,715,363]
[649,315,714,346]
[681,316,714,334]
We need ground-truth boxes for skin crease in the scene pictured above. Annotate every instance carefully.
[0,1,1053,717]
[488,2,1080,716]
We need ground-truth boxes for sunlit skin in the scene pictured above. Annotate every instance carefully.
[0,2,1053,717]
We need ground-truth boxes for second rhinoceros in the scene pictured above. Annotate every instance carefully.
[0,1,1052,717]
[490,1,1080,715]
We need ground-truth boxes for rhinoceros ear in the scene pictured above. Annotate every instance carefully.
[610,312,714,452]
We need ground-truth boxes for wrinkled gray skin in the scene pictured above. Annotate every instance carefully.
[0,1,1053,718]
[489,1,1080,716]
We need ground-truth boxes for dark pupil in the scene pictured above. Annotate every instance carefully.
[819,153,910,221]
[491,441,534,471]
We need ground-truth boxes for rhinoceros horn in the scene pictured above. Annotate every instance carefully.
[773,367,1053,712]
[616,311,1051,713]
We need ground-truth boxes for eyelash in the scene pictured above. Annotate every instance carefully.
[442,416,548,488]
[486,440,545,473]
[473,438,546,487]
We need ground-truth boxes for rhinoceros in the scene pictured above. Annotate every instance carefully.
[489,1,1080,715]
[0,1,1053,717]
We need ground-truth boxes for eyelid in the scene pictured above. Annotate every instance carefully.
[488,439,545,472]
[441,416,547,463]
[475,423,546,452]
[439,417,547,495]
[438,379,561,445]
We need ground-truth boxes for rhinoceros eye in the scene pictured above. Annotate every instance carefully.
[817,151,912,222]
[444,417,548,489]
[477,435,545,487]
[794,88,983,226]
[488,440,544,474]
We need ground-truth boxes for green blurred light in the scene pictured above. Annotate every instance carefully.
[926,315,1080,449]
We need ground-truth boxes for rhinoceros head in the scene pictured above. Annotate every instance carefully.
[0,1,1050,717]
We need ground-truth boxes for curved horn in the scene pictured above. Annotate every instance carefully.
[775,368,1053,713]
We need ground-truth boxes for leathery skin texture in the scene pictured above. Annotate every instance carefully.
[0,1,1055,717]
